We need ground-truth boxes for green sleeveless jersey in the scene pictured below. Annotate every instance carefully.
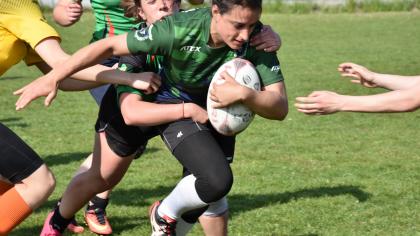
[90,0,138,42]
[126,8,284,106]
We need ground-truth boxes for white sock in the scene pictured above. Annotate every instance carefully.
[176,217,195,236]
[158,174,207,220]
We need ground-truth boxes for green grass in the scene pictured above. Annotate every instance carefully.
[2,11,420,236]
[262,0,420,13]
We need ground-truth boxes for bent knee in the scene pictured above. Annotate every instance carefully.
[24,164,56,196]
[198,173,233,203]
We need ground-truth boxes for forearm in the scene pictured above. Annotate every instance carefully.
[372,73,420,91]
[49,36,128,84]
[121,101,184,126]
[59,79,102,91]
[241,83,288,120]
[340,87,420,113]
[70,65,135,86]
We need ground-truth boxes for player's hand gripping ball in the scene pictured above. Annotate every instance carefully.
[207,58,261,136]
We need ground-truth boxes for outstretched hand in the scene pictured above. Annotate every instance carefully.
[338,62,377,88]
[295,91,344,115]
[14,75,59,110]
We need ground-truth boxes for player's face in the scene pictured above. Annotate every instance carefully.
[211,5,261,50]
[139,0,180,25]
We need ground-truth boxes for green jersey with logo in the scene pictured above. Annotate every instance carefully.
[126,7,284,106]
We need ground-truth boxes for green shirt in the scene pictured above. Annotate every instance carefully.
[90,0,138,42]
[126,8,284,106]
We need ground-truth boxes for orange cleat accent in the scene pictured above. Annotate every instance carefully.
[84,209,112,235]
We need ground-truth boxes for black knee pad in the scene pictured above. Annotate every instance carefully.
[181,206,209,223]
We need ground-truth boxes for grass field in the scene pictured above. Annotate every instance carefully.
[2,10,420,236]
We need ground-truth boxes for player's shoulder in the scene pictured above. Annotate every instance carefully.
[169,7,210,26]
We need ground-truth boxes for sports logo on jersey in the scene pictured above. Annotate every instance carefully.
[118,64,128,71]
[180,45,201,52]
[271,65,280,73]
[134,25,154,41]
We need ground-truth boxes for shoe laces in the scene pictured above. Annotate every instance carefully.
[158,215,177,235]
[91,208,107,225]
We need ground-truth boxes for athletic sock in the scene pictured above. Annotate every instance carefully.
[0,187,32,235]
[50,207,72,233]
[158,174,207,220]
[86,195,109,211]
[176,217,195,236]
[0,180,12,195]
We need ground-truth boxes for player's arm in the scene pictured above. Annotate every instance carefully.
[53,0,83,27]
[14,34,132,109]
[32,38,157,91]
[119,93,208,126]
[210,49,288,120]
[339,62,420,90]
[15,18,173,109]
[295,85,420,114]
[210,73,288,120]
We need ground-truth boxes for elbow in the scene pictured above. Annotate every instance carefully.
[275,101,289,121]
[122,113,137,126]
[265,104,288,121]
[276,107,289,121]
[121,108,137,126]
[400,102,419,112]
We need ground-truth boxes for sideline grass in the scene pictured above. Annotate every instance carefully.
[2,11,420,235]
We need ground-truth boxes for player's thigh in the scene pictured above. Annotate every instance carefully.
[16,164,55,209]
[90,132,134,187]
[0,123,44,184]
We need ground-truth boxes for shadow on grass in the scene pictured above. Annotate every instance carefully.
[0,76,23,81]
[0,117,28,128]
[43,152,91,167]
[36,173,174,213]
[42,147,161,167]
[9,225,40,236]
[229,185,371,216]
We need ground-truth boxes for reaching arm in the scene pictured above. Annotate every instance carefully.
[119,93,208,126]
[33,37,157,88]
[339,62,420,91]
[53,0,83,27]
[14,35,133,109]
[295,85,420,114]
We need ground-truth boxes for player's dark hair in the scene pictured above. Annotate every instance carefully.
[121,0,182,19]
[212,0,262,14]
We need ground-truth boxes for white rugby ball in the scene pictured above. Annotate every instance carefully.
[207,58,261,136]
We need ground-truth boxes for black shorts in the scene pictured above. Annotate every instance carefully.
[0,122,44,183]
[95,86,159,158]
[158,119,236,163]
